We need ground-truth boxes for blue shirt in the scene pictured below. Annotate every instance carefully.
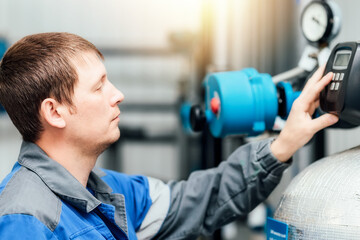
[0,141,157,239]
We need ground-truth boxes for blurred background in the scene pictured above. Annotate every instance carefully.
[1,0,360,239]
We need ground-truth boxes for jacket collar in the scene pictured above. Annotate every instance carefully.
[18,141,112,213]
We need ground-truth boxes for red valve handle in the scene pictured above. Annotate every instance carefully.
[210,97,220,114]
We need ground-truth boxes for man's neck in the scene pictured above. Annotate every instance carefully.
[36,138,97,187]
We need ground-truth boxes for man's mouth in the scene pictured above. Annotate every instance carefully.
[112,112,120,121]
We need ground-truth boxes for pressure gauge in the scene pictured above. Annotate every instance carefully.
[301,0,341,44]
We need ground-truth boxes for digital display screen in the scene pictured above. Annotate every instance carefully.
[334,52,351,68]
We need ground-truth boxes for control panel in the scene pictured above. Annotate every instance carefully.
[320,42,360,125]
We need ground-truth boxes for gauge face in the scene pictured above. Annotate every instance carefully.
[302,2,329,42]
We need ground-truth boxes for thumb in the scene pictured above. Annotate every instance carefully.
[311,114,339,133]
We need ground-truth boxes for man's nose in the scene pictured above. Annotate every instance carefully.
[110,84,124,106]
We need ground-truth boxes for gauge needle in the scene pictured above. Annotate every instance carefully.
[312,16,325,27]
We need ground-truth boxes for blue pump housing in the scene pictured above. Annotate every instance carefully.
[180,102,193,133]
[180,68,301,138]
[0,37,7,114]
[205,68,278,137]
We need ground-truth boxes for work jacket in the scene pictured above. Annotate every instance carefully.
[0,139,289,239]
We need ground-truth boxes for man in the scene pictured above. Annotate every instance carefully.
[0,32,338,239]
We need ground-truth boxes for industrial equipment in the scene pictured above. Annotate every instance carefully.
[186,69,300,138]
[180,0,342,139]
[266,40,360,239]
[320,42,360,125]
[0,37,7,114]
[301,0,341,45]
[179,1,346,239]
[269,144,360,240]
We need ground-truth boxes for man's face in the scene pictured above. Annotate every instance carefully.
[64,51,124,154]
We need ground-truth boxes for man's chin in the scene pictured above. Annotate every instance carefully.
[94,131,120,155]
[115,129,121,141]
[107,130,120,145]
[108,130,121,145]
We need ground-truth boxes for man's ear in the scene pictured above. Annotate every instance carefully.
[40,98,66,128]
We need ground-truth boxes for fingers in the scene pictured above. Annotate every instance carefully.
[306,65,326,86]
[311,113,339,133]
[302,70,333,105]
[314,71,333,94]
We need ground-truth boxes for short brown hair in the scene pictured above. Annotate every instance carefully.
[0,32,103,142]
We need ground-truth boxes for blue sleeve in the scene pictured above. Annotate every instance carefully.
[0,214,57,240]
[101,169,152,230]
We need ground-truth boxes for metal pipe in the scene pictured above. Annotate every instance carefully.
[272,67,306,84]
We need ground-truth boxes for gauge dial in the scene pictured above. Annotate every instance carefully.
[301,0,341,44]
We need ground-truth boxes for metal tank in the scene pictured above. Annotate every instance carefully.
[274,146,360,239]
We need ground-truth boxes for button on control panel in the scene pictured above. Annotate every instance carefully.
[340,73,344,80]
[329,71,344,91]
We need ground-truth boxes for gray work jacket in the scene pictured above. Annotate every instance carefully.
[0,138,289,239]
